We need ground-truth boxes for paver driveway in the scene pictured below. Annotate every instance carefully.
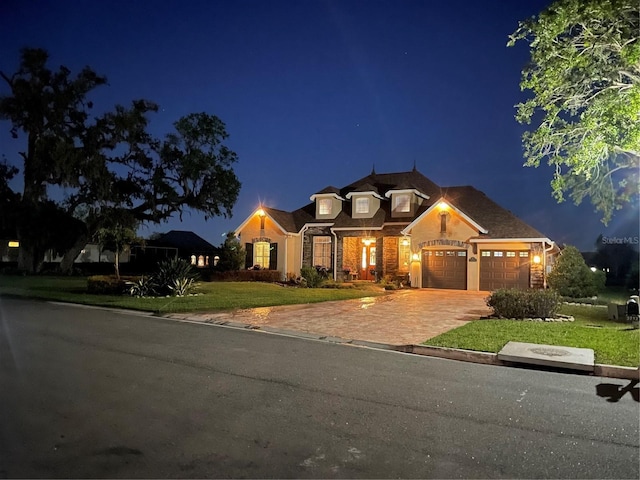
[172,289,491,345]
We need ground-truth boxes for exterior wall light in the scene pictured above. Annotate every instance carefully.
[412,253,420,261]
[8,241,19,248]
[401,238,410,246]
[438,202,448,210]
[533,255,541,264]
[256,208,265,217]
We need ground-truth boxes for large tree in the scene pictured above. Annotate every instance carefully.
[509,0,639,224]
[0,48,241,273]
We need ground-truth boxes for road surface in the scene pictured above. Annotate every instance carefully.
[1,297,638,478]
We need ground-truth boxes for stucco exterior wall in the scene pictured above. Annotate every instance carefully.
[237,214,288,279]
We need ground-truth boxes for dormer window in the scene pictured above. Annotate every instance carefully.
[394,194,411,213]
[355,197,369,214]
[318,198,332,215]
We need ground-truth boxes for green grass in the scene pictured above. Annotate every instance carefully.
[425,304,640,367]
[0,275,384,314]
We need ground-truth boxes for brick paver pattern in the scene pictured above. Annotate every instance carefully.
[171,289,491,346]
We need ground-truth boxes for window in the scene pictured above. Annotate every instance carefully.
[394,194,410,213]
[481,251,491,257]
[506,252,516,257]
[493,251,503,257]
[369,247,376,266]
[446,251,455,256]
[457,251,467,257]
[355,197,369,214]
[254,241,270,268]
[519,251,529,257]
[198,255,205,267]
[399,239,410,271]
[318,198,332,215]
[313,236,332,268]
[190,255,197,265]
[435,251,444,256]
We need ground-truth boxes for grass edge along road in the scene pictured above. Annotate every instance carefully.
[0,275,384,314]
[1,275,637,367]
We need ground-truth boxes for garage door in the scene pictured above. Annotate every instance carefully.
[422,250,467,289]
[480,250,530,291]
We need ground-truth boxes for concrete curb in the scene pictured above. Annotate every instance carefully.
[167,313,639,381]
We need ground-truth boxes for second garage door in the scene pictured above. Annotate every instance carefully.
[480,250,530,291]
[422,250,467,289]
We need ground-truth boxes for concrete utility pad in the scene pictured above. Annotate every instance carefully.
[498,341,595,372]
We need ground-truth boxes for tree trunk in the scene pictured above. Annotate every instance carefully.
[17,243,36,273]
[59,233,89,275]
[114,250,120,279]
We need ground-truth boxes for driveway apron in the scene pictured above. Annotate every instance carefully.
[173,289,491,346]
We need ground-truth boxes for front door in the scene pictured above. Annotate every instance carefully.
[360,240,376,280]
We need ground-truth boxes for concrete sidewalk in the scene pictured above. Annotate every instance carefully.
[169,289,491,345]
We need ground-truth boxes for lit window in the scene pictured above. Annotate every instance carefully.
[355,197,369,214]
[190,255,197,265]
[313,236,332,268]
[435,251,444,257]
[198,255,205,267]
[457,251,467,256]
[369,247,376,266]
[494,251,503,257]
[481,251,491,257]
[318,198,332,215]
[213,255,219,266]
[506,252,516,257]
[254,241,270,268]
[519,251,529,257]
[399,240,411,271]
[394,194,410,213]
[446,251,455,256]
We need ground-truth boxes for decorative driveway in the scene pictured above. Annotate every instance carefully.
[170,289,491,345]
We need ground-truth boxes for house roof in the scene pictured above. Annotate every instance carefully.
[237,169,552,240]
[154,230,217,251]
[438,186,548,239]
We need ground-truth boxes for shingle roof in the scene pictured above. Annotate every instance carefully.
[155,230,217,250]
[439,186,547,239]
[253,170,550,239]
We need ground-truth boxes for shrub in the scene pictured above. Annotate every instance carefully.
[129,275,157,297]
[154,257,199,296]
[300,266,324,288]
[486,288,560,319]
[87,275,130,295]
[206,270,282,282]
[548,245,600,298]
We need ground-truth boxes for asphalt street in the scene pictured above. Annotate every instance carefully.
[0,297,638,478]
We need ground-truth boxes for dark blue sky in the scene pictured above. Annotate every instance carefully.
[1,0,638,251]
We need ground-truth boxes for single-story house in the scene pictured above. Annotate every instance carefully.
[234,168,558,290]
[130,230,220,268]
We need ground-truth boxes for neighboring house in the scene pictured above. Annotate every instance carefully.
[234,168,559,290]
[0,241,129,264]
[130,230,219,268]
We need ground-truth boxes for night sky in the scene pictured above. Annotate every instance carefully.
[1,0,638,252]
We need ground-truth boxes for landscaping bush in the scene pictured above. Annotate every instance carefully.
[154,257,199,296]
[486,288,561,319]
[87,275,132,294]
[300,266,324,288]
[206,269,282,282]
[128,275,157,297]
[548,245,602,298]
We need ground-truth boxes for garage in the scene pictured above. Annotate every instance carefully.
[422,250,467,289]
[480,250,530,291]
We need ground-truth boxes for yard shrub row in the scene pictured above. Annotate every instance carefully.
[206,270,282,282]
[87,275,137,294]
[486,288,561,319]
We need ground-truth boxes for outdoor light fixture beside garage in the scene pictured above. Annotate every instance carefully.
[533,255,541,264]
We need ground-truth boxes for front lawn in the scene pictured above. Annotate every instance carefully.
[424,304,639,367]
[0,275,384,314]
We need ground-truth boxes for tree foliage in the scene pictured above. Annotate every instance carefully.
[217,232,245,271]
[509,0,640,224]
[0,48,241,273]
[94,210,140,279]
[547,245,603,297]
